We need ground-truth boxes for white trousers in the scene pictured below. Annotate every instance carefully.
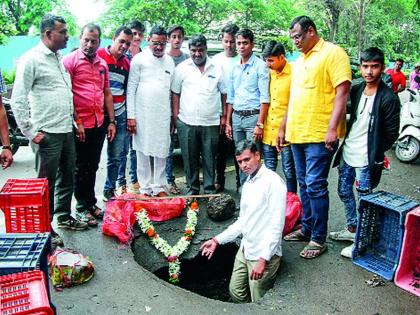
[136,151,167,195]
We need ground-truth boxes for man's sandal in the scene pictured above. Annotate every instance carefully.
[283,229,310,241]
[299,243,327,259]
[77,211,98,227]
[88,205,104,220]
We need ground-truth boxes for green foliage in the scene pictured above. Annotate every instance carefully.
[100,0,302,51]
[2,69,16,85]
[100,0,234,37]
[0,0,59,35]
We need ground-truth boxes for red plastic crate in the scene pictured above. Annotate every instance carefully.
[0,179,50,233]
[395,206,420,297]
[0,270,53,315]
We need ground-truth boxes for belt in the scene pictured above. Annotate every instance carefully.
[233,109,260,117]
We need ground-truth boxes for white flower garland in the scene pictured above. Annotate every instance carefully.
[135,201,199,284]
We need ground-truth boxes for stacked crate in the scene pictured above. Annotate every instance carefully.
[0,179,55,314]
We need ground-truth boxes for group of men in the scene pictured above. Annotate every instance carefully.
[6,12,404,303]
[202,15,401,302]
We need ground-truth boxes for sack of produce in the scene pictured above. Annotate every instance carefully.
[49,248,94,289]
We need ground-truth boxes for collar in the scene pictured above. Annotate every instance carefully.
[106,45,127,62]
[38,41,56,56]
[185,56,213,71]
[240,53,256,67]
[304,38,324,56]
[272,61,291,76]
[76,48,100,64]
[246,163,265,183]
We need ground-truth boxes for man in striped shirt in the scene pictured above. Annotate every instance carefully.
[97,26,132,201]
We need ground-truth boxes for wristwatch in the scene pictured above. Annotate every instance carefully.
[2,145,12,151]
[109,120,116,125]
[256,122,264,129]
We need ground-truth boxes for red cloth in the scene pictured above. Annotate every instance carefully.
[386,69,406,92]
[63,49,109,128]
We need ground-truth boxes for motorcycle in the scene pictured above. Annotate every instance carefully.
[395,88,420,163]
[1,97,29,155]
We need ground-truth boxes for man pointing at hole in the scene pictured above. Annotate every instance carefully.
[200,140,286,303]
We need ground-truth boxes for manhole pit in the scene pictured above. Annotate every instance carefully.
[153,243,238,302]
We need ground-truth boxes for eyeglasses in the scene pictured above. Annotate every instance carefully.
[290,31,307,41]
[151,41,166,47]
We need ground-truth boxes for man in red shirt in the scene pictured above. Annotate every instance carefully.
[63,23,116,226]
[97,27,132,201]
[385,58,406,93]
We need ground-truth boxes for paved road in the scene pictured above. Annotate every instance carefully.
[0,144,419,315]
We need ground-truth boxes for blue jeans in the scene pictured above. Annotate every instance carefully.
[262,144,297,193]
[165,133,176,184]
[104,112,129,192]
[117,135,137,186]
[337,160,372,229]
[232,112,261,183]
[292,142,338,244]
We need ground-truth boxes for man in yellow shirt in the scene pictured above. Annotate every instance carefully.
[261,41,296,193]
[278,16,351,259]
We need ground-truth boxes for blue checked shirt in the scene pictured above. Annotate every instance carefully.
[227,53,270,111]
[0,69,6,95]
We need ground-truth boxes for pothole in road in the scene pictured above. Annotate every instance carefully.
[153,243,239,302]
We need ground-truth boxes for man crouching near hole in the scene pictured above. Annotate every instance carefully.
[200,139,286,302]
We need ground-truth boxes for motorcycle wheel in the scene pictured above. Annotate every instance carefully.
[395,137,420,163]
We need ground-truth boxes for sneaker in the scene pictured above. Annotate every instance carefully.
[167,182,181,195]
[127,182,140,194]
[115,185,127,196]
[102,190,114,202]
[329,228,356,241]
[57,216,89,231]
[341,244,354,258]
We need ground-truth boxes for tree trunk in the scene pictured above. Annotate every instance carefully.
[357,0,369,59]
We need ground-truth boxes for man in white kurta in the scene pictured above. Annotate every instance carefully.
[127,26,175,196]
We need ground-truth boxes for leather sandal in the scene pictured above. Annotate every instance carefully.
[283,229,310,241]
[299,242,328,259]
[88,205,104,219]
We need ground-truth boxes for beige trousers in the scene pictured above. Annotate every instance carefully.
[229,249,281,303]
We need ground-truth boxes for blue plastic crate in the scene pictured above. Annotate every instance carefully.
[353,191,419,280]
[0,233,50,276]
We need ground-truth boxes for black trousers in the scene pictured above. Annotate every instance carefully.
[216,133,240,189]
[74,125,106,210]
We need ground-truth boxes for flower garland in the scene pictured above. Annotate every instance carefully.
[135,201,199,284]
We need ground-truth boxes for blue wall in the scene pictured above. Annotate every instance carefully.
[0,36,112,71]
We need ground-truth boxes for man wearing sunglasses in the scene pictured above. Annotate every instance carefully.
[279,16,351,259]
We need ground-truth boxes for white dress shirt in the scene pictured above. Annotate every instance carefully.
[215,164,286,261]
[10,42,74,140]
[171,58,227,126]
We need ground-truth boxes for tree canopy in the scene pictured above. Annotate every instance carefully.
[0,0,418,63]
[100,0,419,63]
[0,0,77,44]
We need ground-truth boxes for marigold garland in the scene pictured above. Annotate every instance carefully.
[135,201,199,284]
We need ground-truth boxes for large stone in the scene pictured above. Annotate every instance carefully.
[206,194,236,221]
